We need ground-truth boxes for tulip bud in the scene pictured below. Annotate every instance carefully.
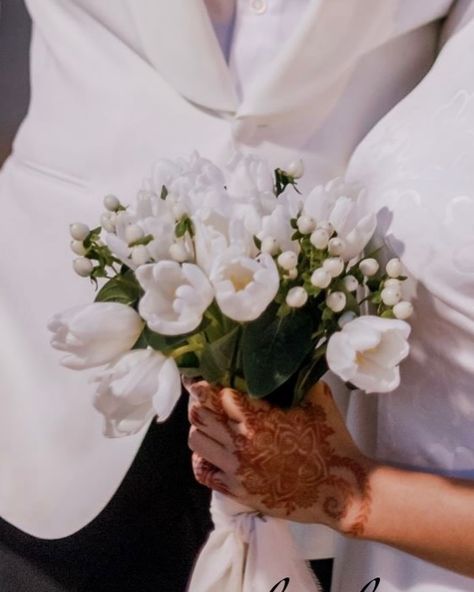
[70,240,86,256]
[131,245,150,266]
[169,242,189,263]
[317,220,334,236]
[384,278,401,288]
[386,258,403,278]
[393,301,414,320]
[103,194,121,212]
[125,224,145,245]
[286,159,304,179]
[311,268,331,289]
[326,291,347,313]
[327,237,346,256]
[296,215,316,235]
[359,258,379,277]
[381,286,402,306]
[70,223,90,241]
[323,256,345,278]
[310,228,330,250]
[338,310,356,328]
[261,236,279,255]
[100,212,116,233]
[277,251,298,271]
[286,286,308,308]
[73,257,93,277]
[343,275,359,292]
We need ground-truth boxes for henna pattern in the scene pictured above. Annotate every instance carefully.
[192,453,231,496]
[226,383,371,535]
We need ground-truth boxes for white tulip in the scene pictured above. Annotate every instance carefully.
[48,303,145,369]
[286,286,308,308]
[211,251,279,322]
[70,223,90,241]
[393,301,414,320]
[296,215,316,235]
[73,257,93,277]
[311,268,331,289]
[343,275,359,292]
[277,251,298,271]
[104,194,121,212]
[381,286,402,306]
[326,291,347,313]
[386,258,403,278]
[70,240,86,256]
[323,256,345,278]
[359,258,379,277]
[310,228,330,250]
[327,237,345,256]
[101,212,117,233]
[136,261,214,336]
[326,315,411,393]
[131,245,150,267]
[125,224,145,245]
[93,349,181,437]
[287,159,304,179]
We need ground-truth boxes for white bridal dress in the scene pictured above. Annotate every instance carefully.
[0,1,473,591]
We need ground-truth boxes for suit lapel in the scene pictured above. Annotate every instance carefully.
[127,0,238,113]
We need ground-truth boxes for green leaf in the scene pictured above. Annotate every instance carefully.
[199,327,241,385]
[381,309,395,319]
[94,272,141,306]
[144,328,189,352]
[241,304,315,398]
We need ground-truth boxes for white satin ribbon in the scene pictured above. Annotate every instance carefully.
[188,492,321,592]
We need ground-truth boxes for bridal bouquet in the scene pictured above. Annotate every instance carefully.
[49,152,413,590]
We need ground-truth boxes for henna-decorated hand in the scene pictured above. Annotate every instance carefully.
[186,380,375,536]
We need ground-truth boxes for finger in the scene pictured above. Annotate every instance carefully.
[191,453,232,496]
[186,380,225,414]
[220,388,271,437]
[189,405,245,447]
[188,425,238,473]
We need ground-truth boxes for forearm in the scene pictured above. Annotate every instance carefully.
[350,463,474,578]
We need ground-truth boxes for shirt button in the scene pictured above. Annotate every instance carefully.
[249,0,267,14]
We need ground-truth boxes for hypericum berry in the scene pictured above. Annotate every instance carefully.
[327,237,346,256]
[131,245,150,266]
[285,267,298,280]
[103,194,120,212]
[69,223,90,241]
[261,236,279,255]
[286,286,308,308]
[310,268,332,289]
[310,228,330,250]
[343,275,359,292]
[359,258,379,277]
[70,240,86,256]
[384,278,401,288]
[326,291,347,313]
[169,242,189,263]
[286,159,304,179]
[100,212,116,233]
[296,215,316,235]
[386,258,403,278]
[338,310,356,328]
[323,256,345,278]
[317,220,334,236]
[277,251,298,271]
[125,224,145,245]
[381,286,402,306]
[73,257,93,277]
[393,301,414,320]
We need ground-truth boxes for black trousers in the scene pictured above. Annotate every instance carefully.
[0,396,332,591]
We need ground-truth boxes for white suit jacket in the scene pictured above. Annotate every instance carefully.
[0,0,472,550]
